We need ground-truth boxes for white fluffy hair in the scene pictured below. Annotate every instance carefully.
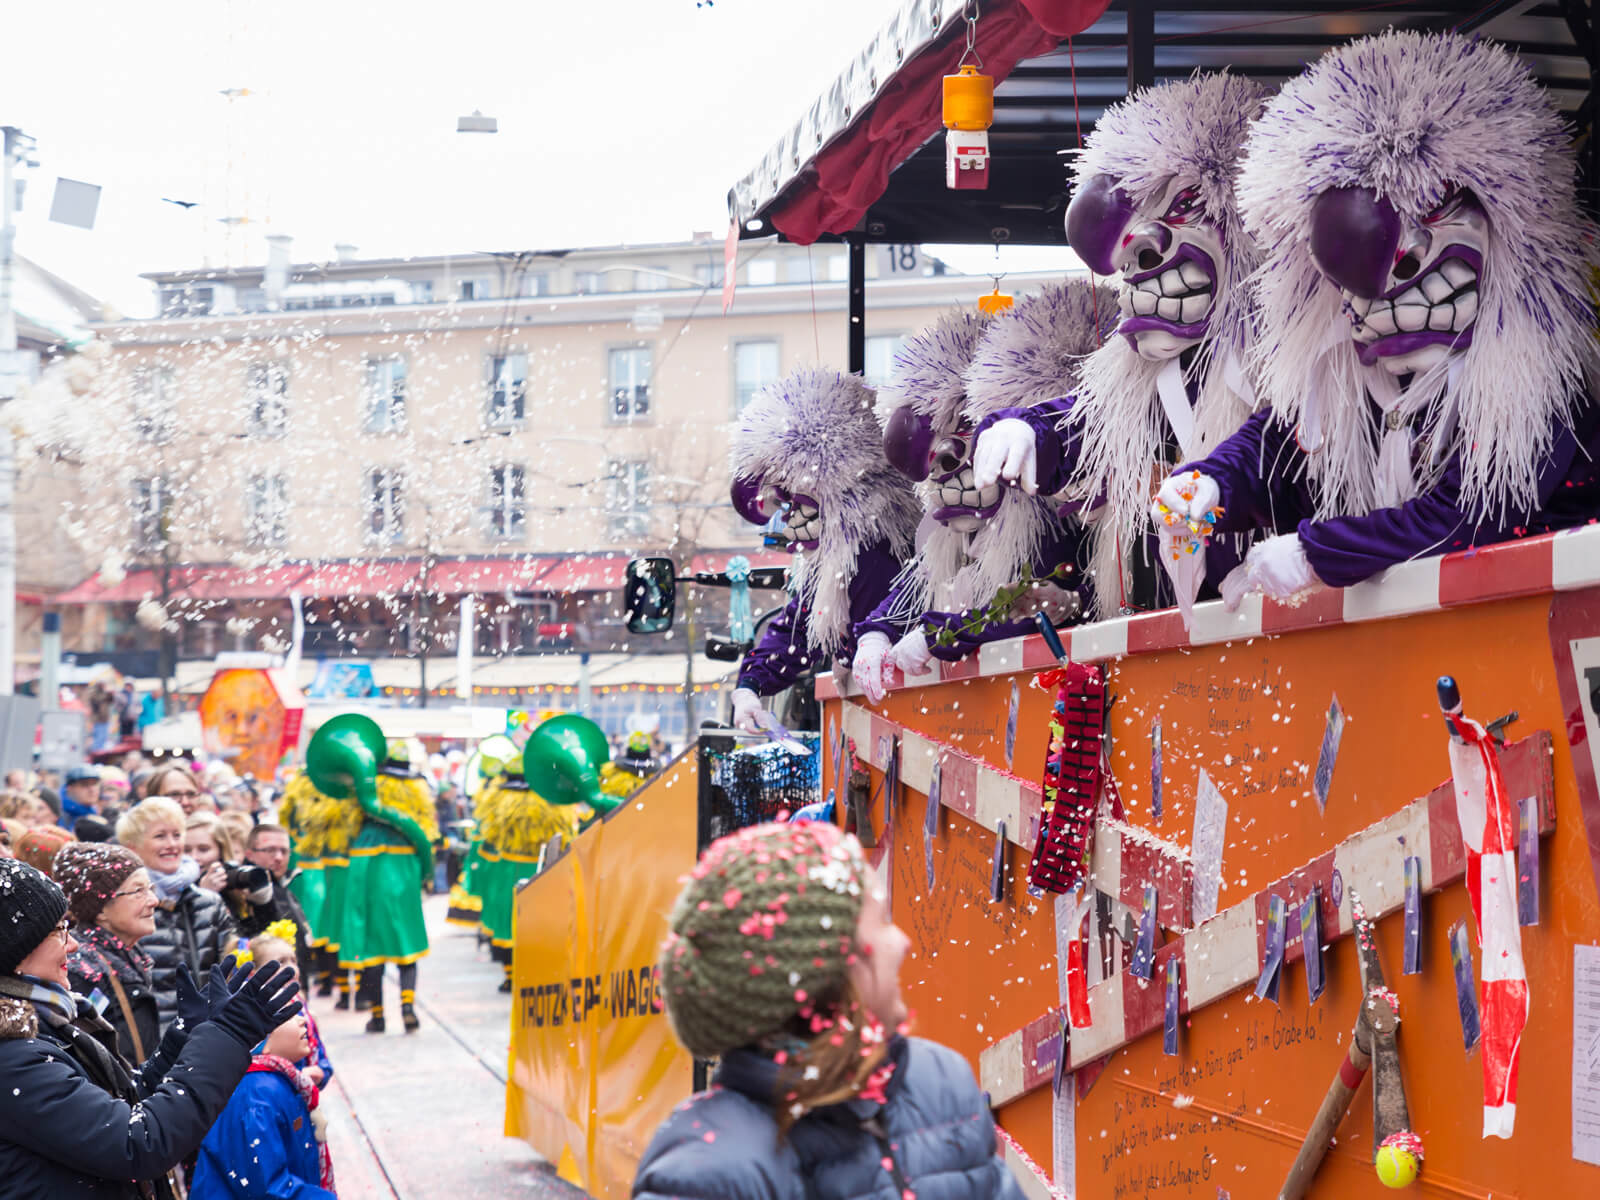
[730,367,919,654]
[890,283,1111,621]
[1237,30,1600,521]
[1067,72,1270,611]
[874,309,992,435]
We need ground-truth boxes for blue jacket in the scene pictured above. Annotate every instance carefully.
[190,1069,334,1200]
[633,1036,1024,1200]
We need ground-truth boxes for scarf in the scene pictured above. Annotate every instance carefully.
[248,1052,336,1192]
[68,923,154,987]
[0,972,78,1028]
[148,857,200,904]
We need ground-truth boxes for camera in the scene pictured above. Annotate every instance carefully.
[220,861,273,905]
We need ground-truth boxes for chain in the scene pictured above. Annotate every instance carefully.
[958,0,983,69]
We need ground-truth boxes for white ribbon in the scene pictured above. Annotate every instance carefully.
[1155,357,1197,461]
[1369,355,1464,509]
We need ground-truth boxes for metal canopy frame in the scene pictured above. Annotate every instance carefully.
[729,0,1599,369]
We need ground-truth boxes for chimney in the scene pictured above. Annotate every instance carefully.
[264,235,292,308]
[334,242,358,263]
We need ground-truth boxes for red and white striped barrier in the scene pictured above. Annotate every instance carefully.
[819,524,1600,702]
[977,733,1554,1108]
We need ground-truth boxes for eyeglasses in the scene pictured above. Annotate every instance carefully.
[163,788,202,800]
[112,883,156,901]
[51,920,72,945]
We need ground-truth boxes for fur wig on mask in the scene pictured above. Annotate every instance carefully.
[1066,71,1270,610]
[730,367,920,655]
[889,283,1112,620]
[1237,30,1600,522]
[873,309,992,436]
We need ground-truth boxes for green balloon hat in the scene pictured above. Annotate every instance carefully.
[306,713,387,803]
[523,714,616,813]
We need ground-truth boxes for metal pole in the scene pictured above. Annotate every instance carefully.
[0,127,24,697]
[39,611,59,708]
[846,236,865,375]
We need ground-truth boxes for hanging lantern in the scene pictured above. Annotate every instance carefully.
[944,62,993,190]
[978,280,1013,315]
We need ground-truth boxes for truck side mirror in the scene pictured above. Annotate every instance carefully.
[704,634,754,662]
[624,557,677,634]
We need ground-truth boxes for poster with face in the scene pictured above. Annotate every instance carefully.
[198,668,305,781]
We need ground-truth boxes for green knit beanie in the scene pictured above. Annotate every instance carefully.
[660,821,867,1060]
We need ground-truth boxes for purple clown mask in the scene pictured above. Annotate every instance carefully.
[926,427,1003,531]
[1311,184,1488,375]
[1067,173,1225,362]
[729,475,822,551]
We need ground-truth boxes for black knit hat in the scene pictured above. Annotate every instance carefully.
[0,858,69,975]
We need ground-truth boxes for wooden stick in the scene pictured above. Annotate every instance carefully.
[1278,1026,1373,1200]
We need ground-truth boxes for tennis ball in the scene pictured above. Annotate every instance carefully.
[1375,1142,1420,1188]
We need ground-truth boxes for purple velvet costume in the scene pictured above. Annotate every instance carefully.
[972,392,1247,602]
[737,539,905,695]
[1186,394,1600,587]
[853,519,1092,661]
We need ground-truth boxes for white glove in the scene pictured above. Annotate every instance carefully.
[850,631,894,704]
[1219,533,1319,611]
[730,687,764,734]
[890,628,934,676]
[1151,470,1221,526]
[972,418,1039,494]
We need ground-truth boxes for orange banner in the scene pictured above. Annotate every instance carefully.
[505,755,697,1198]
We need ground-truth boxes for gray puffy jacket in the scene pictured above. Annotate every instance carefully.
[140,886,237,1031]
[633,1036,1025,1200]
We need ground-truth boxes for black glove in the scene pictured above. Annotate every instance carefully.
[197,954,247,1024]
[210,960,303,1051]
[173,964,208,1032]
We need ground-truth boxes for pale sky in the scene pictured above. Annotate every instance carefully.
[3,0,970,317]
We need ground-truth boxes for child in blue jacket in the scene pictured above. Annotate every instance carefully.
[189,1009,334,1199]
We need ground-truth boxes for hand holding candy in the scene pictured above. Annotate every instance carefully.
[1151,471,1224,632]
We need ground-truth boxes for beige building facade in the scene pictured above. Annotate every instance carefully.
[23,237,1066,704]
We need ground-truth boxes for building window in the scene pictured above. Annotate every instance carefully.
[485,464,527,540]
[487,353,528,426]
[574,271,603,294]
[408,280,434,303]
[131,367,176,444]
[608,346,651,422]
[364,356,407,433]
[366,468,404,545]
[695,261,724,288]
[158,285,214,317]
[606,459,650,537]
[245,473,288,548]
[864,334,906,390]
[518,272,551,298]
[746,259,778,287]
[733,340,780,413]
[244,362,289,438]
[458,279,479,301]
[131,476,171,553]
[826,252,850,282]
[635,269,671,292]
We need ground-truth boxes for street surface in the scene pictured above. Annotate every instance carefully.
[313,895,592,1199]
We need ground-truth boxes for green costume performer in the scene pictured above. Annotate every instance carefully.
[475,767,582,991]
[306,717,439,1034]
[280,770,361,1003]
[445,778,491,931]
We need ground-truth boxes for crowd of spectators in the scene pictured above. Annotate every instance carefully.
[0,754,338,1198]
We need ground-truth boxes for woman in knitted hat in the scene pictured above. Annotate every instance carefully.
[57,842,163,1066]
[0,857,303,1199]
[634,821,1023,1200]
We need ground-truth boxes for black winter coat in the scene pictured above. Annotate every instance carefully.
[140,886,237,1031]
[633,1036,1026,1200]
[0,988,249,1200]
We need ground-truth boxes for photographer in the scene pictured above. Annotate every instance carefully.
[237,825,313,985]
